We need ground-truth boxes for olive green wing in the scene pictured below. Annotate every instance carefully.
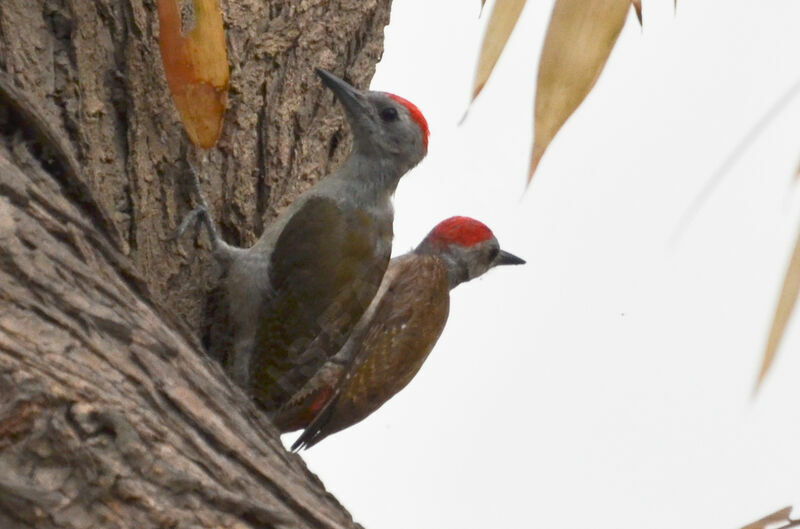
[249,196,391,411]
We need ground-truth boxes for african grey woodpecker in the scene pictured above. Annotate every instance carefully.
[270,217,525,450]
[182,69,430,412]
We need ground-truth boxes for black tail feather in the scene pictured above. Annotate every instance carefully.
[291,391,341,451]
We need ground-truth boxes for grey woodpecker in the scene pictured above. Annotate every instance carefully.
[181,69,430,411]
[271,216,525,450]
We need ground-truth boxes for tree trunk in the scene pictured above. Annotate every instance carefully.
[0,0,392,527]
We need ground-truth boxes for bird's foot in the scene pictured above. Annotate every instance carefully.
[172,160,234,259]
[171,205,211,242]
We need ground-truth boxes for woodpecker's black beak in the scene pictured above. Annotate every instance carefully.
[495,250,526,266]
[315,68,369,126]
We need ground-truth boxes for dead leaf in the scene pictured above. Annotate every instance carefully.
[470,0,527,101]
[740,506,793,529]
[673,78,800,243]
[158,0,229,148]
[529,0,630,181]
[758,224,800,391]
[632,0,642,25]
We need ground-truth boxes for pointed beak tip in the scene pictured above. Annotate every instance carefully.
[315,68,356,95]
[496,250,526,266]
[314,67,366,125]
[315,67,337,88]
[315,67,360,96]
[314,67,330,80]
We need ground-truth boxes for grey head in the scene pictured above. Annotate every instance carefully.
[316,68,430,176]
[415,216,525,289]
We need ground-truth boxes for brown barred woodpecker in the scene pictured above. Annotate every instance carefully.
[272,217,525,450]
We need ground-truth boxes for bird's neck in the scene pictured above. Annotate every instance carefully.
[443,256,469,290]
[334,150,404,201]
[414,243,468,290]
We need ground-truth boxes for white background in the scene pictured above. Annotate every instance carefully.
[291,2,800,528]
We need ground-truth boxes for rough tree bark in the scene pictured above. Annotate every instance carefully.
[0,0,393,527]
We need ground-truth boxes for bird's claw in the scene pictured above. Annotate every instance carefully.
[170,205,209,242]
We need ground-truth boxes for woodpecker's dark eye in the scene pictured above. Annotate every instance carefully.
[488,247,499,261]
[380,107,399,122]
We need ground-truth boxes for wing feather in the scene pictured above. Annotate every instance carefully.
[292,254,450,449]
[248,196,391,410]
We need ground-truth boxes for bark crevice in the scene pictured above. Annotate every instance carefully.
[0,1,394,527]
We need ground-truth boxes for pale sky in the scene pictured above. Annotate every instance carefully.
[290,2,800,528]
